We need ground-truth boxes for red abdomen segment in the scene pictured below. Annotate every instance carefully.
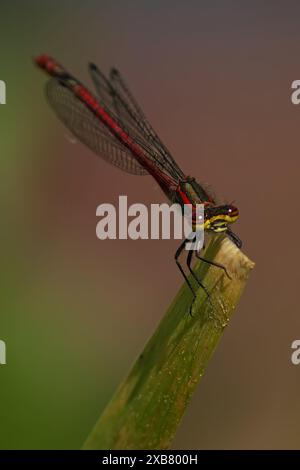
[35,55,177,197]
[35,55,70,79]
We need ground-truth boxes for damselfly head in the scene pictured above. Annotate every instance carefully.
[204,204,239,232]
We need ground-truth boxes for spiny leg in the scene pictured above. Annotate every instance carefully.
[195,253,232,280]
[175,238,197,305]
[194,246,233,326]
[186,243,212,302]
[227,228,242,249]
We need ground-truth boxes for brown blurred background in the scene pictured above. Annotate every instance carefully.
[1,0,300,449]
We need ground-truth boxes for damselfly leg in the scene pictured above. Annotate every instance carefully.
[175,236,212,316]
[195,253,232,280]
[186,242,211,298]
[175,238,198,303]
[175,233,241,315]
[227,228,242,249]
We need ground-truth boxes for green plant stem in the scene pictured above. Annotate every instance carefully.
[83,235,254,450]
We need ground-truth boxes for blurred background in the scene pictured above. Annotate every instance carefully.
[1,0,300,449]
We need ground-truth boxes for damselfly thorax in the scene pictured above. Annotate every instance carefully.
[174,177,239,233]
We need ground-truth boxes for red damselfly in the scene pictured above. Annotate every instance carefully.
[34,55,241,312]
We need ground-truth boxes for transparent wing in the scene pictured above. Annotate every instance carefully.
[89,64,185,181]
[45,78,148,175]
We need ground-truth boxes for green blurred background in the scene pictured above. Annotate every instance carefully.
[1,0,300,449]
